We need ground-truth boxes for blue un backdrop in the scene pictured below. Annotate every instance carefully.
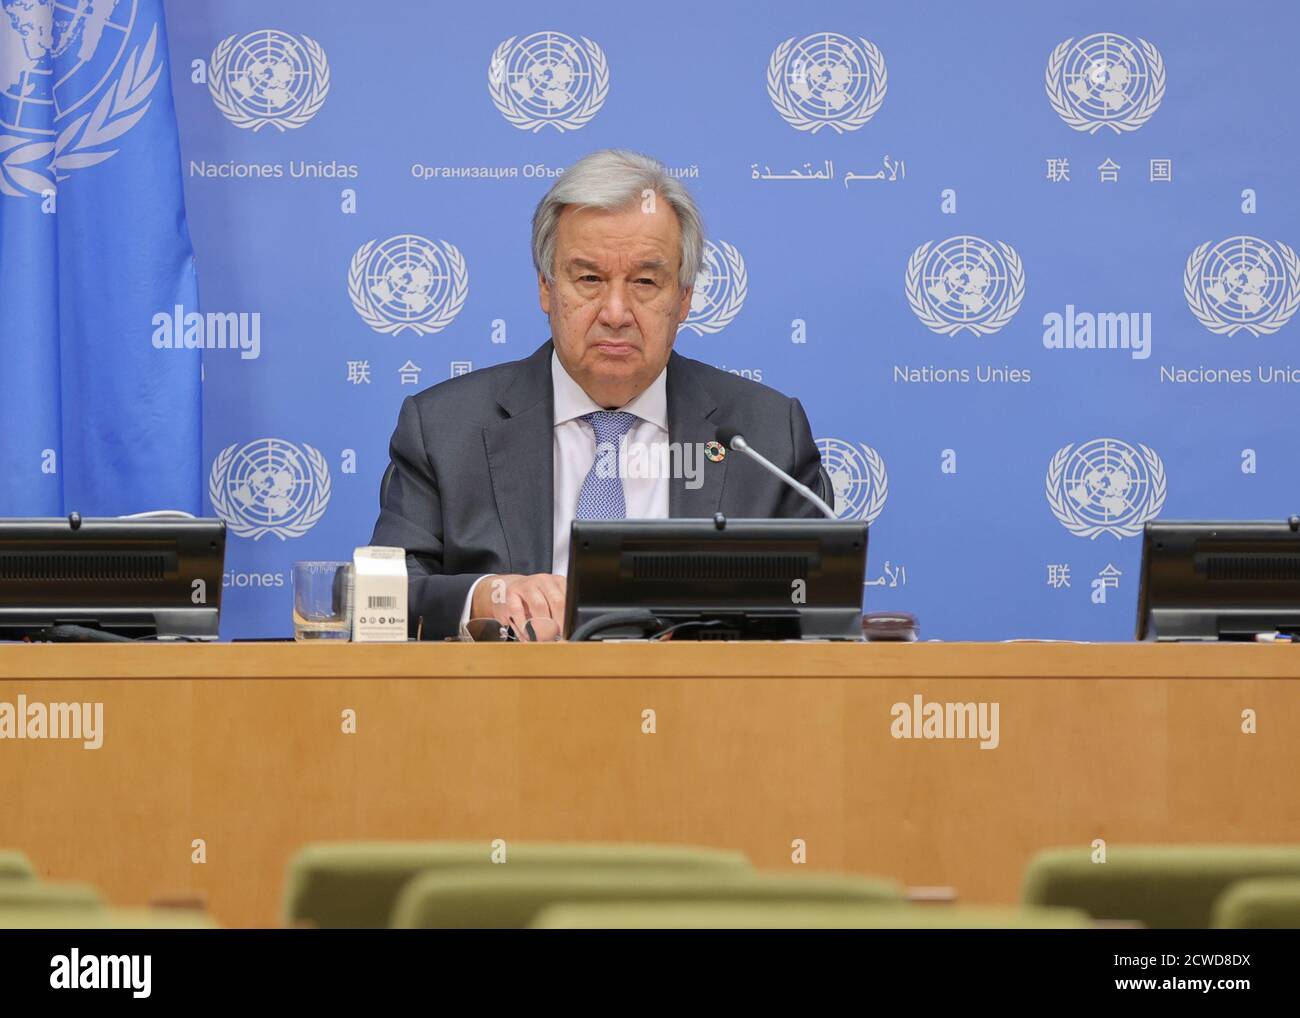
[4,0,1298,641]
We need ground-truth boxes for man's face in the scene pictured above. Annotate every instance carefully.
[540,198,692,408]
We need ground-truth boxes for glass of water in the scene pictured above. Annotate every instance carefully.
[292,561,353,641]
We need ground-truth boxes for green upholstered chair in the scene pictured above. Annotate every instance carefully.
[1023,845,1300,928]
[0,907,217,929]
[0,881,101,909]
[0,851,35,881]
[529,902,1092,929]
[283,841,752,928]
[1211,877,1300,929]
[390,868,902,929]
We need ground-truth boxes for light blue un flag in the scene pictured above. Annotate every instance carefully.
[0,0,200,515]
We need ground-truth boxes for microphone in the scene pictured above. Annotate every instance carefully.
[715,426,836,519]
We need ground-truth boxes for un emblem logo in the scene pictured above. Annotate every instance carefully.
[1045,33,1165,134]
[209,439,331,540]
[1046,439,1167,540]
[816,438,888,524]
[348,235,469,336]
[208,29,330,132]
[0,2,164,198]
[905,236,1025,336]
[1184,236,1300,337]
[679,241,748,336]
[767,32,887,134]
[488,31,609,132]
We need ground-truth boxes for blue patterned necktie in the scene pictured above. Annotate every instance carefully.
[574,410,640,519]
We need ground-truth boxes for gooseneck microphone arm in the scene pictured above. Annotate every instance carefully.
[715,426,837,519]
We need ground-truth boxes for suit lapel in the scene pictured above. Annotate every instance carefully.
[484,341,555,573]
[666,351,727,518]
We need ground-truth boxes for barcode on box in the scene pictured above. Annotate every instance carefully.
[367,595,397,610]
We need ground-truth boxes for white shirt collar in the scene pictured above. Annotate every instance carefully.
[551,349,668,431]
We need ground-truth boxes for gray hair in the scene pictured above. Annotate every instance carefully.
[531,149,704,289]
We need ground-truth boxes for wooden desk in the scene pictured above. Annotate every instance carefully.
[2,642,1298,927]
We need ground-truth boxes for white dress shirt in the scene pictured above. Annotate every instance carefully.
[459,351,670,627]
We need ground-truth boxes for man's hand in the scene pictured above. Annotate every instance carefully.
[470,573,566,640]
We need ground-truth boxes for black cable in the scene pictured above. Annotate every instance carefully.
[27,625,135,643]
[568,610,665,642]
[650,618,726,641]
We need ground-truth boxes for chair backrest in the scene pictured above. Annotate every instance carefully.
[283,841,751,928]
[529,901,1092,929]
[0,907,217,929]
[1211,877,1300,929]
[390,868,902,929]
[1023,845,1300,928]
[816,464,834,510]
[0,881,102,911]
[0,851,35,881]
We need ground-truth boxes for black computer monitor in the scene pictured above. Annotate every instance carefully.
[0,516,227,641]
[1136,518,1300,641]
[564,517,867,641]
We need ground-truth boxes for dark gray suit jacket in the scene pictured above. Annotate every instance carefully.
[369,339,823,638]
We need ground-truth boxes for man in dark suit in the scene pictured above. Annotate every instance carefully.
[371,149,823,639]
